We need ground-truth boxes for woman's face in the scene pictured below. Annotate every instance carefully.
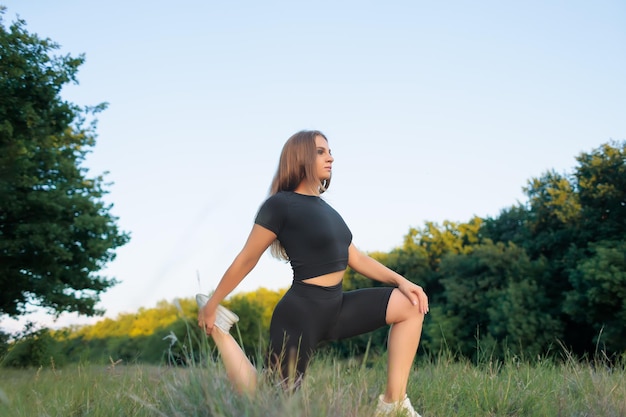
[314,135,333,182]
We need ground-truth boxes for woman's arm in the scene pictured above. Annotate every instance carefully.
[199,224,277,328]
[348,243,429,314]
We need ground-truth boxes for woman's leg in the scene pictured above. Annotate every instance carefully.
[210,328,258,395]
[268,283,334,390]
[324,287,423,402]
[383,288,424,402]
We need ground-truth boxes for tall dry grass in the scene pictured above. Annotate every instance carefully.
[1,347,625,416]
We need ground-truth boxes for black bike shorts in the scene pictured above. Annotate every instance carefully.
[267,279,394,382]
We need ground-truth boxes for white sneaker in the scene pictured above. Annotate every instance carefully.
[195,294,239,333]
[374,394,422,417]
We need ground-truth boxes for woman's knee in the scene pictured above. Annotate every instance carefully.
[386,289,425,324]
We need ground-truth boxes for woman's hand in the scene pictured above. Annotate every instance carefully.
[397,279,429,315]
[198,304,217,335]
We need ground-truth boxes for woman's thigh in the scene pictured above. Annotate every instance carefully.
[268,283,342,375]
[327,287,394,340]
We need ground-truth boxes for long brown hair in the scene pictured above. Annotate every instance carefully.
[268,130,331,260]
[269,130,331,195]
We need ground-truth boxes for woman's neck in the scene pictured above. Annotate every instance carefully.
[294,183,320,196]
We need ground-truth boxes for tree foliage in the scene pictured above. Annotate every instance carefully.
[564,240,626,351]
[0,10,129,318]
[575,141,626,242]
[481,139,626,355]
[436,241,561,359]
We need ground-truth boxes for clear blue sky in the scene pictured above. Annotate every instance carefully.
[2,0,625,333]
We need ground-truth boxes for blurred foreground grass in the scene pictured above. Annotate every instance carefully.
[0,352,624,417]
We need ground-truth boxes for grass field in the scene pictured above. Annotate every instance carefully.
[1,350,625,417]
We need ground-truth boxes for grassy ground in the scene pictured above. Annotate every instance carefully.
[0,352,624,416]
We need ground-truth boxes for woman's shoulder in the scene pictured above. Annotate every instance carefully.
[258,191,293,212]
[255,192,294,227]
[262,191,293,203]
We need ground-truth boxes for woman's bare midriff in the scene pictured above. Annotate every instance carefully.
[301,270,345,287]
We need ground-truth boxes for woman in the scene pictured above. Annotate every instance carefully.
[197,130,428,416]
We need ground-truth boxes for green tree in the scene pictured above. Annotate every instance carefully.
[0,329,9,360]
[562,141,626,353]
[480,140,625,356]
[575,140,626,243]
[2,325,64,368]
[404,218,483,271]
[0,10,129,317]
[520,170,580,335]
[480,205,531,247]
[564,240,626,353]
[523,170,580,263]
[435,241,560,359]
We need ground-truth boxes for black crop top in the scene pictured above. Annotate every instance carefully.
[254,191,353,281]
